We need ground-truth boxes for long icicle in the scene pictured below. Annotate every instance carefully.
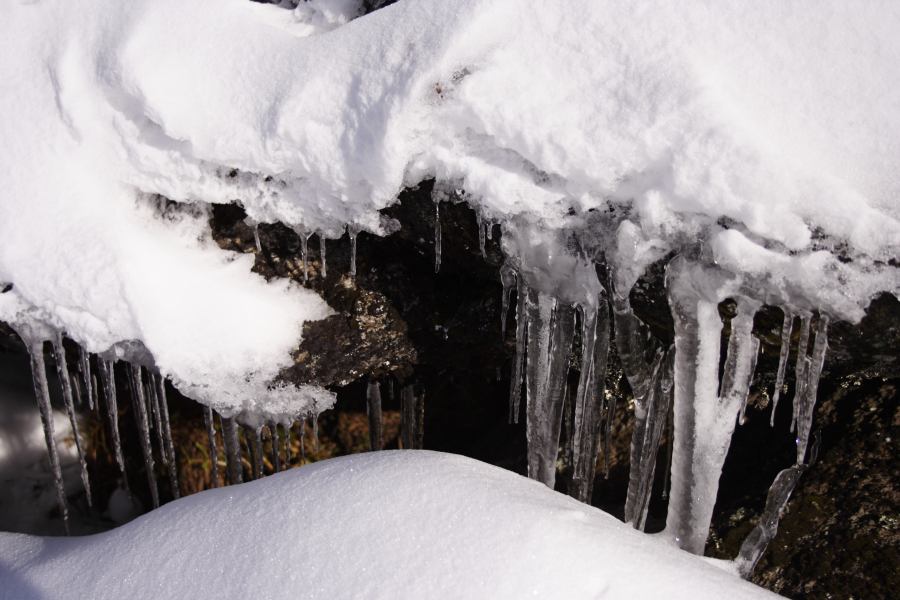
[366,380,384,451]
[508,277,527,423]
[525,292,575,487]
[348,228,358,279]
[769,311,793,427]
[433,200,442,273]
[499,263,517,339]
[77,345,94,411]
[790,315,812,433]
[247,425,264,479]
[569,296,610,504]
[128,364,159,508]
[146,376,166,468]
[319,233,327,278]
[300,231,310,283]
[154,373,179,498]
[21,336,70,534]
[796,315,828,464]
[99,357,126,477]
[51,334,92,508]
[269,423,281,473]
[203,406,219,488]
[220,415,243,485]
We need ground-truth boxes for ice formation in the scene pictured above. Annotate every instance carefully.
[0,0,897,576]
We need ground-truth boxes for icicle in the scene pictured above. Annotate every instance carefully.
[348,228,358,278]
[508,277,527,423]
[477,214,486,258]
[99,357,126,476]
[499,263,517,339]
[602,391,616,478]
[269,423,281,473]
[295,421,303,464]
[51,334,92,508]
[91,373,100,414]
[569,298,611,504]
[128,364,159,508]
[203,406,219,487]
[433,200,442,273]
[300,232,310,282]
[790,315,812,433]
[253,224,262,253]
[662,397,674,500]
[312,413,319,452]
[366,380,383,450]
[525,291,575,487]
[247,425,264,479]
[400,384,415,449]
[735,464,806,578]
[220,415,243,485]
[770,311,793,427]
[625,347,674,530]
[737,339,761,426]
[664,261,762,554]
[77,345,94,411]
[146,377,166,467]
[319,233,327,278]
[154,374,179,498]
[415,389,425,449]
[21,337,70,534]
[796,315,828,464]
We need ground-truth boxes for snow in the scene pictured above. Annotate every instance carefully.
[1,0,898,419]
[0,451,780,600]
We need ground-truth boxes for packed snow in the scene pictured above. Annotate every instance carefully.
[0,451,779,600]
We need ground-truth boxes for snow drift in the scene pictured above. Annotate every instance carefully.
[0,451,778,600]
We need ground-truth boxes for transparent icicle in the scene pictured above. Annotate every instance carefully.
[400,384,416,449]
[294,421,302,464]
[525,291,575,488]
[312,413,320,452]
[300,232,310,282]
[220,415,243,485]
[128,364,159,508]
[770,311,793,427]
[22,337,70,533]
[319,233,327,278]
[203,406,219,487]
[146,377,166,467]
[348,228,358,278]
[791,315,812,433]
[499,263,517,339]
[247,425,264,479]
[735,464,806,578]
[602,391,616,478]
[508,277,527,423]
[569,298,611,503]
[77,345,94,411]
[624,347,674,530]
[415,389,425,449]
[269,423,281,473]
[433,201,442,273]
[796,316,828,464]
[477,214,486,258]
[366,380,383,450]
[51,334,92,508]
[153,373,179,498]
[253,225,262,253]
[99,357,126,476]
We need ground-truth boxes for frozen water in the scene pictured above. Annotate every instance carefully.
[50,335,92,508]
[128,364,159,509]
[366,380,384,451]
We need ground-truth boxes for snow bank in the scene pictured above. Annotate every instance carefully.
[0,451,778,600]
[1,0,898,414]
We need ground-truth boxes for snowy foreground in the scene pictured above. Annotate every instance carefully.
[0,452,776,600]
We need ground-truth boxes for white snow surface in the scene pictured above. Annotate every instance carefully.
[1,0,898,412]
[0,451,779,600]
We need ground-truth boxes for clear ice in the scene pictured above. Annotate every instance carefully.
[508,277,527,423]
[319,233,327,278]
[51,334,92,508]
[153,373,179,498]
[769,311,793,427]
[99,357,126,477]
[366,380,384,450]
[220,415,243,485]
[128,364,159,508]
[203,405,219,487]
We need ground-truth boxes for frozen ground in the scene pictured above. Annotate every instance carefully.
[0,451,778,600]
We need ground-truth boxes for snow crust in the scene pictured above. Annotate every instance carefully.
[1,0,898,413]
[0,451,779,600]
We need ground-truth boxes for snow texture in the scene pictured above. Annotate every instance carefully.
[0,451,779,600]
[2,0,898,420]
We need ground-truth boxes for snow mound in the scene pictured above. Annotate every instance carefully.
[1,0,898,414]
[0,451,778,600]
